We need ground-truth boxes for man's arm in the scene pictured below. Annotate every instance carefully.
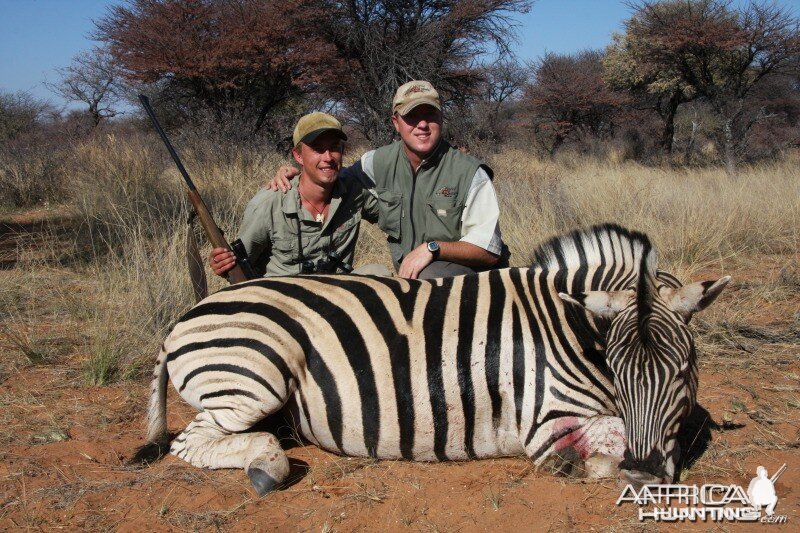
[397,241,498,279]
[397,167,501,279]
[267,154,376,192]
[458,166,503,257]
[267,165,299,192]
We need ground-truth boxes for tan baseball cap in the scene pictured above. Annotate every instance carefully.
[292,112,347,147]
[392,80,441,116]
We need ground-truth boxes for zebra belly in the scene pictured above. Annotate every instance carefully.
[295,408,524,461]
[291,357,526,461]
[163,318,301,416]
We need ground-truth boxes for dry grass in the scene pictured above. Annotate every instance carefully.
[2,134,798,387]
[490,151,799,276]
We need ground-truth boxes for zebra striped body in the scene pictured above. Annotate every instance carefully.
[140,225,729,494]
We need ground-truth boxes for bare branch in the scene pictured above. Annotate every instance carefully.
[46,47,123,127]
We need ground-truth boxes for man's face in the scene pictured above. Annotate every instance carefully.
[292,131,344,186]
[391,104,442,159]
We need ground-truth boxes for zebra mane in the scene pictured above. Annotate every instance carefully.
[530,223,655,275]
[636,238,657,346]
[531,223,659,343]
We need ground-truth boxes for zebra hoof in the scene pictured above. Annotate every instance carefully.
[247,467,280,496]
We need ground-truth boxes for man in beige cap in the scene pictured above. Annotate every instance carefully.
[269,80,506,279]
[210,112,387,277]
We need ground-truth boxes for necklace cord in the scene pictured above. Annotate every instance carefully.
[299,191,328,222]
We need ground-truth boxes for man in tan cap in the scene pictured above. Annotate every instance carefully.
[269,80,506,279]
[210,112,388,277]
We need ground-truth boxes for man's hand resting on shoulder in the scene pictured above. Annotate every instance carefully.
[267,165,300,192]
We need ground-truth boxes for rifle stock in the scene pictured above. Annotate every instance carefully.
[187,190,250,284]
[138,94,254,285]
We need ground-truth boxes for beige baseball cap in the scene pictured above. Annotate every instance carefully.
[292,112,347,147]
[392,80,441,116]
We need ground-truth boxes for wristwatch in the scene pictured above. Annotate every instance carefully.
[426,240,440,260]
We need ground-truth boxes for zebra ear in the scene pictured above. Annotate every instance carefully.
[661,276,731,319]
[559,290,635,319]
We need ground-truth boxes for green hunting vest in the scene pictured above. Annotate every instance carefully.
[372,140,492,265]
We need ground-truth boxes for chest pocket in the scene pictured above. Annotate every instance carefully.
[331,212,361,249]
[425,196,462,241]
[269,236,297,266]
[375,188,402,240]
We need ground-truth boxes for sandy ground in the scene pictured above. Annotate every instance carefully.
[1,214,798,531]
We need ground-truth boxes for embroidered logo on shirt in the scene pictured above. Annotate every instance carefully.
[436,187,455,198]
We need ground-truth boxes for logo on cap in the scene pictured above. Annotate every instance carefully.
[406,84,430,95]
[393,80,441,116]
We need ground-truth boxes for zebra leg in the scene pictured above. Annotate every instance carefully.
[170,408,290,496]
[529,415,626,479]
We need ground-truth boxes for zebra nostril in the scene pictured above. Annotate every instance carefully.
[619,449,667,480]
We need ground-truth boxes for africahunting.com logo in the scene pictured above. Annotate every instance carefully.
[617,464,788,523]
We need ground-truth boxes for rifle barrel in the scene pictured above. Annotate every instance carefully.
[138,93,252,285]
[770,463,787,483]
[138,94,197,191]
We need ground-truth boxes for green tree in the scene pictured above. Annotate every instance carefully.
[695,2,800,174]
[605,0,800,173]
[603,0,734,156]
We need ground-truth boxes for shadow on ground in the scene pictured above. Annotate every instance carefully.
[678,402,744,475]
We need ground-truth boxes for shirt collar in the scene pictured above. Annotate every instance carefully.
[281,174,346,227]
[403,139,449,172]
[281,176,301,215]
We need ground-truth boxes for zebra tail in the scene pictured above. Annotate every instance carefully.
[129,346,170,465]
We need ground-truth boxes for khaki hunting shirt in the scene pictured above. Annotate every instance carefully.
[237,176,378,276]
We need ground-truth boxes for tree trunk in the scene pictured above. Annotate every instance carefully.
[722,119,738,178]
[685,119,699,164]
[549,133,565,157]
[89,103,101,128]
[660,92,680,155]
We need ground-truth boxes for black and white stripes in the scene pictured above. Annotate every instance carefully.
[137,224,730,495]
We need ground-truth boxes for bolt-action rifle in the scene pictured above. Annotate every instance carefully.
[138,94,257,294]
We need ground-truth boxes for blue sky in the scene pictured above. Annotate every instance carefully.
[1,0,797,108]
[1,0,112,106]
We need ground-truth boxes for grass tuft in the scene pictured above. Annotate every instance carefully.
[83,329,125,386]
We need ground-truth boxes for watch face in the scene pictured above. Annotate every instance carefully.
[427,241,439,252]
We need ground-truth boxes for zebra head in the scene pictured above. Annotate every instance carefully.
[560,249,730,488]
